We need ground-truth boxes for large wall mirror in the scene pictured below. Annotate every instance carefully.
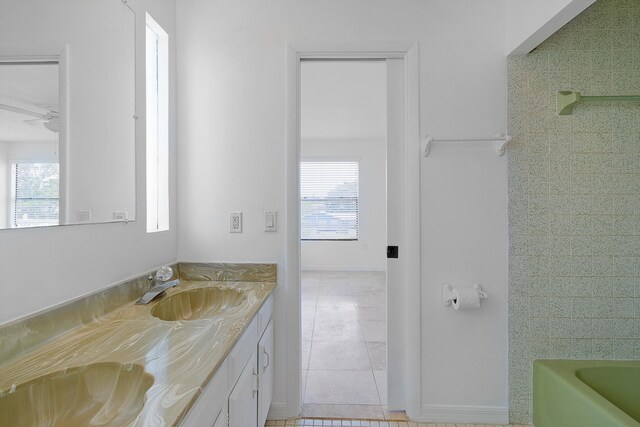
[0,0,136,229]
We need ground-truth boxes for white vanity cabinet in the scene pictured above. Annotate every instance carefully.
[228,351,258,427]
[257,319,274,427]
[180,295,273,427]
[180,359,229,427]
[229,294,273,427]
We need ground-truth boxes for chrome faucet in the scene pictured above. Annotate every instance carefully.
[135,266,180,305]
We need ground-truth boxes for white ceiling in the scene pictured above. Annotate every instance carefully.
[301,60,387,142]
[0,63,59,144]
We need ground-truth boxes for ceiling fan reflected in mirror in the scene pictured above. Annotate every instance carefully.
[0,103,59,133]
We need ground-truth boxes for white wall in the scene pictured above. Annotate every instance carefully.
[506,0,596,56]
[0,142,7,228]
[300,139,387,271]
[0,0,178,325]
[176,0,509,421]
[420,143,508,421]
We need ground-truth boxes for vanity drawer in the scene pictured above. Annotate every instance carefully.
[227,316,257,389]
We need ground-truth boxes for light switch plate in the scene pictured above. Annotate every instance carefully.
[230,212,242,233]
[264,211,277,232]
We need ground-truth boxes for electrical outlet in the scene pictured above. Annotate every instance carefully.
[77,210,92,223]
[230,212,242,233]
[113,211,128,221]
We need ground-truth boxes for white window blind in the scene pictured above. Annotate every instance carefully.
[300,161,359,240]
[11,163,59,228]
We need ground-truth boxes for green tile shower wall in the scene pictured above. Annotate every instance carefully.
[507,0,640,423]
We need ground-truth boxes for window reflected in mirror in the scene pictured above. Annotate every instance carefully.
[11,162,59,228]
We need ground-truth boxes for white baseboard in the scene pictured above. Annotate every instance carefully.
[267,403,299,420]
[301,265,386,272]
[419,405,508,424]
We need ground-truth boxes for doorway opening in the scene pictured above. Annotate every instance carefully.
[285,41,420,422]
[299,60,388,419]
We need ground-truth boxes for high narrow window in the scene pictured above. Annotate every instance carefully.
[11,163,59,228]
[300,161,359,240]
[146,14,169,232]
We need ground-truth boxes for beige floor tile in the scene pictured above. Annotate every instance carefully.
[360,321,387,342]
[301,271,387,417]
[302,291,319,304]
[366,341,387,370]
[383,410,409,421]
[373,370,387,405]
[302,318,315,341]
[317,295,359,307]
[302,369,308,398]
[315,304,359,319]
[305,370,380,404]
[357,306,387,321]
[270,419,517,427]
[302,304,316,323]
[317,282,354,296]
[303,341,312,370]
[309,341,371,370]
[350,284,386,297]
[312,318,365,341]
[354,293,386,308]
[302,403,385,419]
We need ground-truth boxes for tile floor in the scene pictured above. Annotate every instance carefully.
[265,421,533,427]
[302,271,387,419]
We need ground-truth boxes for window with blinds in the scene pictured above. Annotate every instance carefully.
[300,161,359,240]
[11,163,60,228]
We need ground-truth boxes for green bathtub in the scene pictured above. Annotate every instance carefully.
[533,360,640,427]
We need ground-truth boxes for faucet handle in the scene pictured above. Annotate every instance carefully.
[155,266,173,282]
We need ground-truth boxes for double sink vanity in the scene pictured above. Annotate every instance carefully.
[0,263,276,427]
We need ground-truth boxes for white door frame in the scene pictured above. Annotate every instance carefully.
[283,41,421,420]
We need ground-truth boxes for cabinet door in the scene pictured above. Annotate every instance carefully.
[228,351,258,427]
[180,360,228,427]
[258,320,274,427]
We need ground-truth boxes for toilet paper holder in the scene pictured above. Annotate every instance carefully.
[442,283,488,307]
